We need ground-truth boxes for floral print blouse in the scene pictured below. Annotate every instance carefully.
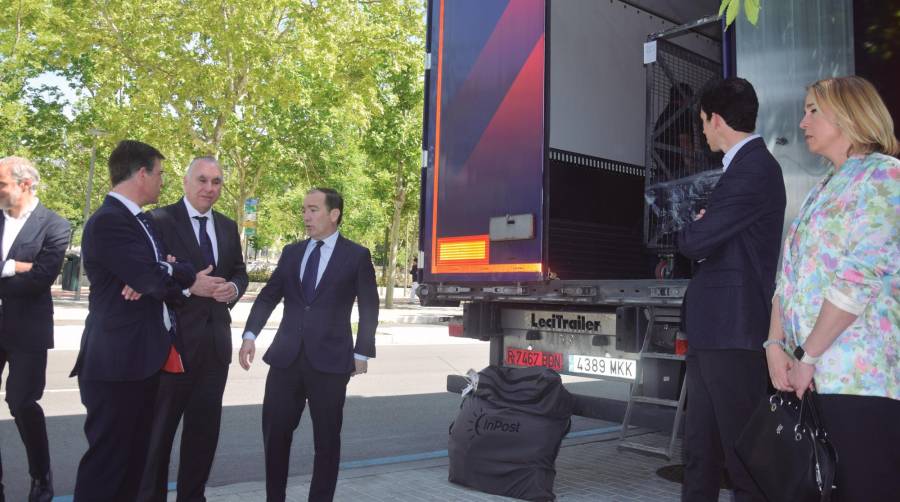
[776,152,899,399]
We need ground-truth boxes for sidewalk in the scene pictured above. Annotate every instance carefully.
[47,288,730,501]
[197,430,728,501]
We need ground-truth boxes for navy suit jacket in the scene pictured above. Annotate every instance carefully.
[245,235,379,374]
[0,203,70,352]
[71,195,196,381]
[677,137,786,351]
[151,201,248,365]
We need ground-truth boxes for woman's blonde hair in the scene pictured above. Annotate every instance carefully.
[808,76,899,156]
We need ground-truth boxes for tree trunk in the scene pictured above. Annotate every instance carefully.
[383,160,407,308]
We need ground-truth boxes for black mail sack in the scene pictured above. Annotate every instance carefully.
[448,366,575,501]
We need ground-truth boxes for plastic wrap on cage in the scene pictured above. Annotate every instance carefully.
[645,169,722,236]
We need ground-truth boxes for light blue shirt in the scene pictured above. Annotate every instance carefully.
[722,133,760,172]
[243,230,368,361]
[299,230,339,288]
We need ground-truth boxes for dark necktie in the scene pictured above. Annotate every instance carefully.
[302,240,324,302]
[136,211,184,373]
[193,216,216,268]
[136,212,164,261]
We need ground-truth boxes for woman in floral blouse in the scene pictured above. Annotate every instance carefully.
[765,76,899,501]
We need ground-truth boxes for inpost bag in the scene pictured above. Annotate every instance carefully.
[448,366,575,502]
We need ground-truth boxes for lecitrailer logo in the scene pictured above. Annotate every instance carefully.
[465,408,521,440]
[530,312,603,333]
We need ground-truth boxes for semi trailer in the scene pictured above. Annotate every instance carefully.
[416,0,854,447]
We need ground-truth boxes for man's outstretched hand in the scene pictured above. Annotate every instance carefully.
[190,265,225,297]
[239,339,256,370]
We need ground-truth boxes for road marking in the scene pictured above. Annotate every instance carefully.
[0,388,80,396]
[338,425,622,470]
[52,427,623,500]
[53,483,176,501]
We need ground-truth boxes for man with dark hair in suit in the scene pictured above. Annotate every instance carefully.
[677,78,786,501]
[239,187,378,502]
[70,140,211,501]
[0,157,69,502]
[137,156,248,502]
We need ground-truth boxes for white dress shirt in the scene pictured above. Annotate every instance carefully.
[722,134,761,172]
[181,197,238,299]
[243,230,367,361]
[1,198,40,278]
[183,197,219,265]
[108,191,172,330]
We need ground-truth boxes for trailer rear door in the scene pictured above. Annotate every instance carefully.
[422,0,546,283]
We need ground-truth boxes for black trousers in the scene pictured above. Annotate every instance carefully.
[0,346,51,486]
[818,394,900,502]
[262,349,351,502]
[682,349,767,502]
[74,375,159,502]
[137,340,229,502]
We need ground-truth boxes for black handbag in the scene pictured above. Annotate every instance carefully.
[735,391,837,502]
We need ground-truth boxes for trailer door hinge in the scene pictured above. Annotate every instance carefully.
[421,149,428,169]
[424,52,432,70]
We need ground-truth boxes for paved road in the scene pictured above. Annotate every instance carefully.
[1,334,627,501]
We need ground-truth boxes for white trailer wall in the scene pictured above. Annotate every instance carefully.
[549,0,720,165]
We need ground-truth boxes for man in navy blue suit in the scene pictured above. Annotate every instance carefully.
[239,188,378,502]
[70,140,204,501]
[677,78,786,501]
[0,157,70,502]
[137,157,248,502]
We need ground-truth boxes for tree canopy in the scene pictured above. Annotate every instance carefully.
[0,0,425,287]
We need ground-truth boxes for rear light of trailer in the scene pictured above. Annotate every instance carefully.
[448,316,464,337]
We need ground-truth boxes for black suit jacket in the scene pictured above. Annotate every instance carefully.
[0,203,70,352]
[245,235,378,374]
[677,137,786,351]
[71,195,196,381]
[151,200,248,365]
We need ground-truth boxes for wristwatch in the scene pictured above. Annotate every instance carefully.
[793,345,821,365]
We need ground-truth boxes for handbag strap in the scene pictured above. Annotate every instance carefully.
[799,390,837,499]
[800,390,828,439]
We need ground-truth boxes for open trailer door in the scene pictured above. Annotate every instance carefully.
[421,0,547,284]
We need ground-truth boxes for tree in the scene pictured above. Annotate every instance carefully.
[2,0,428,282]
[718,0,761,27]
[359,0,424,307]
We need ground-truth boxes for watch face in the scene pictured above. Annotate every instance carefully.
[793,346,805,360]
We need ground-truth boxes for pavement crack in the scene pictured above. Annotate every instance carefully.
[437,355,462,374]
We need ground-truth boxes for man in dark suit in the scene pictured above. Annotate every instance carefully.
[70,140,215,501]
[0,157,70,502]
[239,188,378,502]
[677,78,786,501]
[137,157,248,502]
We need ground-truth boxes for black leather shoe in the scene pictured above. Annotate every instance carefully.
[28,471,53,502]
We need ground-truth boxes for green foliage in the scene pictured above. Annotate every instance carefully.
[246,268,272,283]
[719,0,761,27]
[0,0,425,257]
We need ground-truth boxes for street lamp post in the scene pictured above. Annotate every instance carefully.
[75,128,105,301]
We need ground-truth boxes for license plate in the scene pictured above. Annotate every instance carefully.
[568,355,636,380]
[505,348,563,371]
